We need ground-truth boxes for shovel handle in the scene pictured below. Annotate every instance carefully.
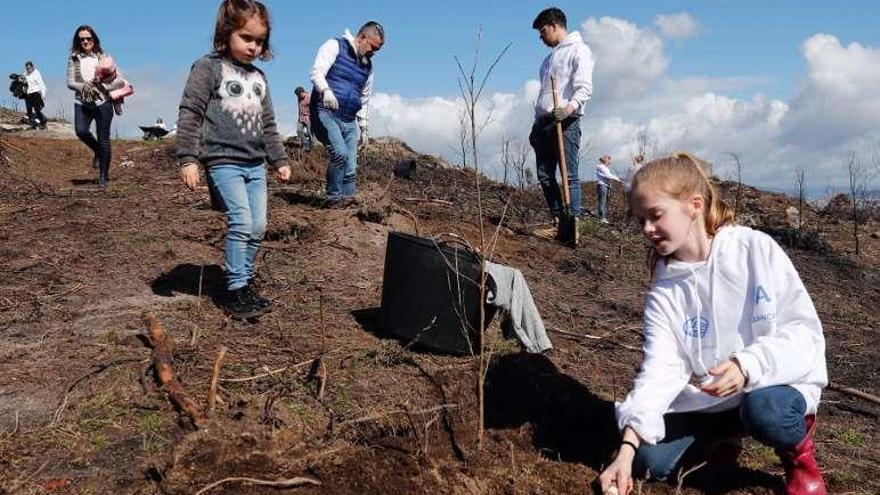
[550,76,571,207]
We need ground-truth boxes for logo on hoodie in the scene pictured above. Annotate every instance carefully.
[683,316,709,338]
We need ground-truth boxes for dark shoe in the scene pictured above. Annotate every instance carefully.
[243,284,272,312]
[324,197,357,209]
[776,415,826,495]
[223,287,267,320]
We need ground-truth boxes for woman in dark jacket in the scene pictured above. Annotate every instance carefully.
[66,25,113,186]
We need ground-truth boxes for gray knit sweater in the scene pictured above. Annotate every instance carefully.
[176,53,288,169]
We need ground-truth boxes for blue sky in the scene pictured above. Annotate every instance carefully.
[4,1,880,192]
[8,0,878,98]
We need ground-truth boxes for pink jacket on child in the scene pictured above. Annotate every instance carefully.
[95,55,134,114]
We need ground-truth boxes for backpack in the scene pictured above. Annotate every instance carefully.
[8,74,28,99]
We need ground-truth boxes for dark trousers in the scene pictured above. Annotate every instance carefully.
[25,93,46,127]
[74,101,114,183]
[529,116,582,217]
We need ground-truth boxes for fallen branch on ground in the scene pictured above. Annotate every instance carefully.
[400,197,454,206]
[143,312,207,429]
[194,476,321,495]
[0,139,24,153]
[206,346,227,416]
[829,382,880,406]
[218,350,341,383]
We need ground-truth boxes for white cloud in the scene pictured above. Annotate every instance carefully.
[581,16,667,100]
[370,22,880,194]
[653,13,700,39]
[780,34,880,150]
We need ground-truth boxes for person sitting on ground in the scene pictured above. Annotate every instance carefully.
[177,0,291,320]
[596,154,620,223]
[309,21,384,208]
[294,86,312,151]
[24,61,47,129]
[598,152,828,495]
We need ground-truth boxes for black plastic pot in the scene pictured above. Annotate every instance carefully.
[380,231,492,355]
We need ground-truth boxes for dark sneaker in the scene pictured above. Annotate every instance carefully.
[224,287,267,320]
[324,197,357,209]
[243,284,272,312]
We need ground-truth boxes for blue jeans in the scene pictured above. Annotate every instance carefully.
[634,385,808,481]
[312,109,358,201]
[597,183,610,221]
[529,116,581,216]
[297,121,313,151]
[207,163,268,291]
[74,100,114,183]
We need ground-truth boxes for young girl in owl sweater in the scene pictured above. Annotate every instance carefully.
[598,152,828,495]
[177,0,291,320]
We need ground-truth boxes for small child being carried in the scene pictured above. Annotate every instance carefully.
[94,55,134,115]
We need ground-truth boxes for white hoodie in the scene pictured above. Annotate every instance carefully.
[616,225,827,444]
[534,31,594,118]
[25,68,47,98]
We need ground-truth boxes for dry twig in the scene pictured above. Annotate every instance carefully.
[207,346,227,416]
[194,476,321,495]
[829,382,880,406]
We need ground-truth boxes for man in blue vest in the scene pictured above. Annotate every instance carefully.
[310,21,384,208]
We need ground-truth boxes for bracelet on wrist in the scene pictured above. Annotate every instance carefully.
[620,440,639,453]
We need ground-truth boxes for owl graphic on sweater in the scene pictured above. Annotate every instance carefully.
[218,62,265,137]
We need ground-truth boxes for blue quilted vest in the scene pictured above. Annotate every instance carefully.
[313,38,372,123]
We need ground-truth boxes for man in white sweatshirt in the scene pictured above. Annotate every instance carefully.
[529,8,594,232]
[24,61,47,129]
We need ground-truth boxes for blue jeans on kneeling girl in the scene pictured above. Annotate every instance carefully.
[634,385,809,480]
[207,163,268,291]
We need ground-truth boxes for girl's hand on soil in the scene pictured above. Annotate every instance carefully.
[598,454,634,495]
[276,165,291,182]
[180,163,200,191]
[701,359,745,397]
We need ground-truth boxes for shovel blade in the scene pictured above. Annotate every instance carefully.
[556,213,578,248]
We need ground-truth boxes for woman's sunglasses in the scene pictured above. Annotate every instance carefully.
[79,37,94,43]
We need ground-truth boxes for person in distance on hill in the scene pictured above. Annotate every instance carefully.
[309,21,384,208]
[596,154,621,224]
[294,86,313,152]
[599,152,828,495]
[529,7,595,236]
[24,61,47,129]
[177,0,291,320]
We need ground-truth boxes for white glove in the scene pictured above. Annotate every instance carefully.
[322,89,339,110]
